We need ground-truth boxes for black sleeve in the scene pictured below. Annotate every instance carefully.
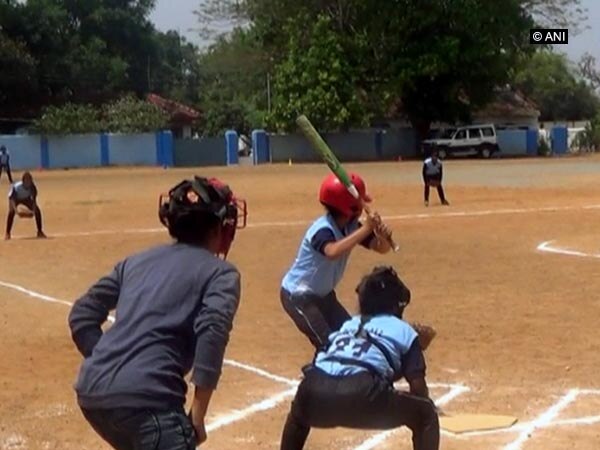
[422,163,427,182]
[192,266,241,389]
[310,227,337,254]
[400,338,427,381]
[31,184,38,200]
[68,262,123,357]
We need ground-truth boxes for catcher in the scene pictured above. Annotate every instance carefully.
[5,171,46,240]
[280,266,438,450]
[422,150,449,207]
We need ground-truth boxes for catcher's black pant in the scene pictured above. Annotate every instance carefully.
[280,367,439,450]
[0,164,12,183]
[81,406,197,450]
[424,176,446,203]
[280,288,350,350]
[6,199,43,234]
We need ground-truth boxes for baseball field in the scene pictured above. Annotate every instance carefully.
[1,156,600,449]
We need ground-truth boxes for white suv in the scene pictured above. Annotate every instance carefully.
[422,124,500,159]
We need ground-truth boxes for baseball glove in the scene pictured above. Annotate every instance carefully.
[16,204,34,218]
[411,322,437,351]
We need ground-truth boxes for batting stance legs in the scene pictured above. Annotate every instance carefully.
[280,368,439,450]
[280,288,350,349]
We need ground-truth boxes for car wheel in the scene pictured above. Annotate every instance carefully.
[480,146,492,159]
[438,148,447,159]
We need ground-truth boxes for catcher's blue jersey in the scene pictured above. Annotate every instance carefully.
[281,214,360,297]
[315,315,418,380]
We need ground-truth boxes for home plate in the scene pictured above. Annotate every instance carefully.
[440,414,518,434]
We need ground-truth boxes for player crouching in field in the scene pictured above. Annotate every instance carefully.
[69,176,247,450]
[281,173,393,350]
[5,171,46,240]
[280,266,439,450]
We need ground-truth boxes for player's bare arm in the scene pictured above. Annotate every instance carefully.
[408,376,430,399]
[190,387,212,444]
[323,217,375,259]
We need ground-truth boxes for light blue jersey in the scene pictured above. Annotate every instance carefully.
[281,214,360,297]
[315,315,418,381]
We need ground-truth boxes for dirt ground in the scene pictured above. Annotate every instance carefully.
[1,156,600,449]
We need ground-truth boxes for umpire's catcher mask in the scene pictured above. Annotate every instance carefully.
[158,176,247,258]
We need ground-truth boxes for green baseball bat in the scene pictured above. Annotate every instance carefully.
[296,115,400,252]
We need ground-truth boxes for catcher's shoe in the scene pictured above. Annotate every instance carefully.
[424,201,429,207]
[442,200,450,206]
[37,231,47,239]
[4,233,10,241]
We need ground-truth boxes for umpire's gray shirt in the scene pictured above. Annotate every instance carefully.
[69,242,241,410]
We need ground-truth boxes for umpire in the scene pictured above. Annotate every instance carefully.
[280,266,439,450]
[69,176,247,450]
[422,150,449,207]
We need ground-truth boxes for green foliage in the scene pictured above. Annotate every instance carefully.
[197,28,270,136]
[268,14,369,132]
[573,114,600,152]
[33,104,103,135]
[32,96,168,135]
[513,51,600,121]
[103,96,169,133]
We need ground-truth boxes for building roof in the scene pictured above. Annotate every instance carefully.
[146,94,201,125]
[474,87,540,118]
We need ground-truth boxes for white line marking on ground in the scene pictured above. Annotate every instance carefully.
[351,385,470,450]
[537,241,600,259]
[503,389,580,450]
[206,387,297,432]
[0,434,27,450]
[12,203,600,240]
[0,280,295,386]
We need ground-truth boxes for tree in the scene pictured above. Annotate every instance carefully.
[579,53,600,92]
[268,14,368,132]
[513,51,600,121]
[521,0,587,33]
[33,104,103,135]
[196,28,270,135]
[104,96,169,133]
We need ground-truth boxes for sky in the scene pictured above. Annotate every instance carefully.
[150,0,600,62]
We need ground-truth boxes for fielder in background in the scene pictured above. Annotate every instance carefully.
[280,266,439,450]
[281,172,393,350]
[69,176,247,450]
[5,171,46,240]
[422,150,449,207]
[0,145,13,183]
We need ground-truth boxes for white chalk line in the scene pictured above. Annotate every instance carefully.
[11,203,600,241]
[503,389,580,450]
[351,384,470,450]
[537,240,600,259]
[206,387,297,432]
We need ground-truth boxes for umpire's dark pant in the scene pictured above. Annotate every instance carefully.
[281,368,439,450]
[0,164,12,183]
[280,288,350,350]
[81,407,197,450]
[424,176,447,203]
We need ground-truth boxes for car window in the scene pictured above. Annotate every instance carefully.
[481,127,495,137]
[441,129,456,138]
[468,129,481,139]
[454,130,466,140]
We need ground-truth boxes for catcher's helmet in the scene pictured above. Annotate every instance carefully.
[356,266,411,317]
[158,176,247,258]
[319,172,371,217]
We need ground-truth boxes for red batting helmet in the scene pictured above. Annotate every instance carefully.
[319,173,372,217]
